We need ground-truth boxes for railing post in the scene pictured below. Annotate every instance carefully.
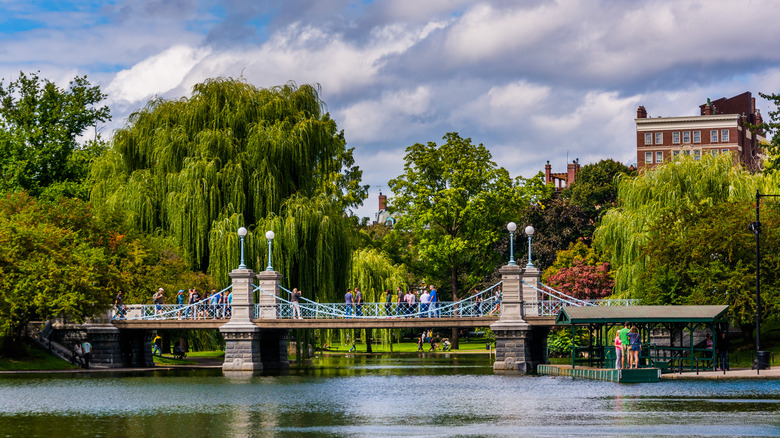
[256,270,282,319]
[220,267,262,372]
[522,265,542,316]
[491,264,540,374]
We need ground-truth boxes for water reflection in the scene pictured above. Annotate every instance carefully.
[0,354,779,437]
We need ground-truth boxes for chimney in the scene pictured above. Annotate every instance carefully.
[378,192,387,211]
[545,160,552,184]
[567,160,579,187]
[637,106,647,119]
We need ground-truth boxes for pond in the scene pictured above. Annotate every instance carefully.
[1,354,778,437]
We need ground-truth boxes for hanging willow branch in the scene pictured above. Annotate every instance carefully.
[594,154,763,296]
[90,78,367,298]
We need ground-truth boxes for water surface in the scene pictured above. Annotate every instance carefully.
[1,354,778,437]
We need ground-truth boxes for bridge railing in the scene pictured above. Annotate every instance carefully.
[522,281,639,316]
[255,283,504,319]
[112,285,233,321]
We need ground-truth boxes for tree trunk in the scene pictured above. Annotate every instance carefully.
[161,331,171,354]
[366,329,373,353]
[450,266,459,350]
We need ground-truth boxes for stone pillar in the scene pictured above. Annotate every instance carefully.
[491,264,533,373]
[256,270,282,319]
[86,325,124,368]
[521,266,542,316]
[255,271,289,371]
[221,268,263,371]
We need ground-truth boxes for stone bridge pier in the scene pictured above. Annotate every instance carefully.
[220,268,289,372]
[491,264,549,373]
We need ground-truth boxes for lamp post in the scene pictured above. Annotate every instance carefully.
[265,230,275,271]
[525,225,535,268]
[750,190,780,371]
[237,227,248,269]
[507,222,517,265]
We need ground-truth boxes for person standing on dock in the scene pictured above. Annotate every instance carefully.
[628,326,640,369]
[614,332,622,369]
[717,331,730,371]
[619,322,630,369]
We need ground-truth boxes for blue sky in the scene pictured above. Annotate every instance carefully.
[2,0,780,219]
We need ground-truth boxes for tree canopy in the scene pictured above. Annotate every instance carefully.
[0,72,110,199]
[388,132,551,299]
[90,78,367,297]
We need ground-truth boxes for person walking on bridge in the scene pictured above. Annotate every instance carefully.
[385,290,392,317]
[396,287,403,317]
[420,288,430,317]
[114,291,126,319]
[291,288,302,319]
[153,288,165,318]
[354,288,363,317]
[428,285,438,318]
[176,290,185,319]
[345,289,354,318]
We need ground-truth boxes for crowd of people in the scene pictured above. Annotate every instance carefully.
[112,287,233,320]
[416,330,451,352]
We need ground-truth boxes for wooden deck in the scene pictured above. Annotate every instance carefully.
[538,364,661,383]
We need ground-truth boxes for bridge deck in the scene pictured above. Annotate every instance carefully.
[111,316,555,330]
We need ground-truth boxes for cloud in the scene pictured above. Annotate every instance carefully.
[105,45,212,104]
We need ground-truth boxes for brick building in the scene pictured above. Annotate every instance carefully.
[635,92,765,172]
[544,159,580,191]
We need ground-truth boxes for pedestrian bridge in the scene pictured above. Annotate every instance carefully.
[111,282,636,330]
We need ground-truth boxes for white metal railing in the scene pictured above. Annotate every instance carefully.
[253,283,504,319]
[112,285,233,320]
[522,281,639,316]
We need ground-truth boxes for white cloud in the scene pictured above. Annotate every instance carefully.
[106,45,211,104]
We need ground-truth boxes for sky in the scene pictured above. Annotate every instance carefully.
[2,0,780,220]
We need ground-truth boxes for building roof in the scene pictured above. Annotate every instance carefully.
[555,305,729,325]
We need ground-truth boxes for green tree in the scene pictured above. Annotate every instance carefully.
[0,192,209,356]
[637,201,780,339]
[519,197,592,269]
[594,153,760,296]
[755,92,780,173]
[0,71,110,199]
[90,78,367,299]
[563,159,636,220]
[388,132,550,348]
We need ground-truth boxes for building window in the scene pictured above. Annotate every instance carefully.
[673,150,680,158]
[672,132,680,144]
[693,131,701,143]
[683,131,691,143]
[710,130,718,143]
[693,150,701,160]
[721,129,729,142]
[684,150,690,156]
[722,149,730,154]
[711,149,718,156]
[656,151,663,163]
[644,133,652,145]
[645,151,653,164]
[655,132,663,145]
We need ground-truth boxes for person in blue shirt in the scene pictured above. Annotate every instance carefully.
[210,289,222,318]
[176,290,185,320]
[428,285,438,318]
[345,289,354,318]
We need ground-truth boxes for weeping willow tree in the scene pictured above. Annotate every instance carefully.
[594,153,771,297]
[90,78,367,298]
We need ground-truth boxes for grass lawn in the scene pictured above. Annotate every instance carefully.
[0,342,78,371]
[152,349,225,366]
